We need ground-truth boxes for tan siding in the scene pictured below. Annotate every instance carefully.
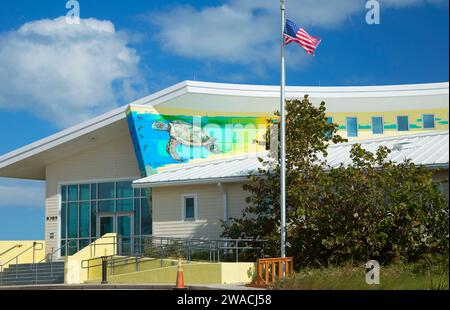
[226,182,250,219]
[45,134,140,255]
[152,182,250,239]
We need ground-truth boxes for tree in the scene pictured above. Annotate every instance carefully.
[222,96,449,267]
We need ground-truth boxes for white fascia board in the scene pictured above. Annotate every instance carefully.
[132,176,250,189]
[0,105,127,169]
[128,80,189,107]
[184,81,449,99]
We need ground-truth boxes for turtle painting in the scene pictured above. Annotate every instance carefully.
[152,120,221,162]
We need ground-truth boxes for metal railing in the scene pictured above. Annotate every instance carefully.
[31,240,77,285]
[0,244,23,259]
[0,242,44,286]
[79,236,269,282]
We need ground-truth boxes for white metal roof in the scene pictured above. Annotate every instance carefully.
[133,153,268,188]
[0,80,448,180]
[133,131,449,188]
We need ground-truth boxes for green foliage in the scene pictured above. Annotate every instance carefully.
[222,96,449,267]
[271,258,449,290]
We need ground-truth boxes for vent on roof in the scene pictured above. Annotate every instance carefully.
[392,142,413,151]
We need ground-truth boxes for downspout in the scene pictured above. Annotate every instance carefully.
[217,182,228,223]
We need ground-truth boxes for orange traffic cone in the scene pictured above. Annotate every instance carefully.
[174,257,187,290]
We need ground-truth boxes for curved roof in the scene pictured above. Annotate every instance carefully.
[0,81,448,180]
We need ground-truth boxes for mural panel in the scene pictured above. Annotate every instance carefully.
[127,106,270,177]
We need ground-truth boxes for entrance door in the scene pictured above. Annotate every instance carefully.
[117,214,133,255]
[97,213,133,255]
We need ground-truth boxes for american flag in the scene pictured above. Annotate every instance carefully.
[284,19,321,55]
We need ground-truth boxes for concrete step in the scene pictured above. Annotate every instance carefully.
[0,278,64,286]
[5,266,65,273]
[1,271,64,278]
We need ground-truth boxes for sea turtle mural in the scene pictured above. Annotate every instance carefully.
[152,120,221,162]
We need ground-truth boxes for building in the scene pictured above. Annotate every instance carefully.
[0,81,448,258]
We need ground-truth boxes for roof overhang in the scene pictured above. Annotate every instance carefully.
[0,81,448,180]
[132,176,250,189]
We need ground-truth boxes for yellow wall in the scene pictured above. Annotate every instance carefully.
[64,233,117,284]
[87,262,256,285]
[328,108,449,140]
[0,240,45,269]
[85,257,180,281]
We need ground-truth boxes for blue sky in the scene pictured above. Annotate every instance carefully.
[0,0,448,240]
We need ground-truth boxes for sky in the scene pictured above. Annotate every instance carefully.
[0,0,448,240]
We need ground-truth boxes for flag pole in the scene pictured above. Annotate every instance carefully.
[280,0,287,259]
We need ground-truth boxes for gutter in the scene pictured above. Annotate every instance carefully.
[132,176,250,189]
[217,182,228,223]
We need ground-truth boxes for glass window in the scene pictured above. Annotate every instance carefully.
[372,117,384,134]
[91,201,97,238]
[423,114,435,129]
[325,117,333,139]
[90,184,97,200]
[68,185,78,202]
[60,181,152,256]
[346,117,358,137]
[98,200,114,213]
[116,181,133,198]
[79,184,90,201]
[79,239,90,251]
[61,186,67,202]
[141,198,152,235]
[117,199,133,212]
[184,196,196,220]
[98,182,115,200]
[134,198,141,236]
[68,202,78,238]
[61,203,67,239]
[79,202,90,238]
[397,116,409,131]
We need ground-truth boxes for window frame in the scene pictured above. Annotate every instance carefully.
[58,178,148,257]
[346,117,358,138]
[181,194,197,222]
[371,116,384,135]
[422,114,435,129]
[397,116,409,131]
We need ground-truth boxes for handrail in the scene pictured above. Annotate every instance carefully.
[0,242,43,286]
[0,242,43,268]
[0,244,23,258]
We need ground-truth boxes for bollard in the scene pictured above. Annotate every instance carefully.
[101,256,108,284]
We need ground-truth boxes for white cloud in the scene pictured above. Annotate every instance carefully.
[0,17,148,128]
[152,0,447,70]
[0,178,44,209]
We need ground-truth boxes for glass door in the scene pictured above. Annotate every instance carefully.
[117,214,133,255]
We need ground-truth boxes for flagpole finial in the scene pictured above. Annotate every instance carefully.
[281,0,285,10]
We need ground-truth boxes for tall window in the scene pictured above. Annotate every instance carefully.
[346,117,358,138]
[372,116,384,134]
[325,117,333,139]
[60,180,152,256]
[182,195,197,221]
[397,116,409,131]
[423,114,435,129]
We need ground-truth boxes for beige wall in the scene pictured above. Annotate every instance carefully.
[45,134,140,256]
[152,182,249,239]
